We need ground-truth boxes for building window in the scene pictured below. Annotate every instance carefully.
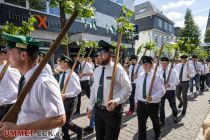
[155,35,158,44]
[29,0,47,12]
[169,25,172,32]
[5,0,26,7]
[48,0,60,15]
[164,22,168,31]
[158,18,162,28]
[116,0,123,5]
[138,8,146,14]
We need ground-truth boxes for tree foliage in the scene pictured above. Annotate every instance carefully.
[116,6,134,36]
[180,9,201,54]
[49,0,95,55]
[50,0,95,18]
[204,28,210,43]
[194,47,209,59]
[0,17,37,45]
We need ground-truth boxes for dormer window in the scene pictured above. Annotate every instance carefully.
[138,8,146,13]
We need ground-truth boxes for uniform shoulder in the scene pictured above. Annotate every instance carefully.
[37,70,57,84]
[7,67,21,77]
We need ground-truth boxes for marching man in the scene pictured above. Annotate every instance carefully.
[175,55,194,116]
[126,55,139,116]
[157,56,180,125]
[135,55,165,140]
[59,54,83,140]
[0,45,21,120]
[0,32,66,140]
[88,40,132,140]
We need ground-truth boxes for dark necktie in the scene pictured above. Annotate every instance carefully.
[18,75,25,96]
[97,67,105,105]
[179,64,184,81]
[131,64,135,82]
[203,64,205,75]
[60,72,66,90]
[143,73,148,99]
[163,69,166,84]
[194,62,198,73]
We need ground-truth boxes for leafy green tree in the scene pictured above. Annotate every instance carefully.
[49,0,95,55]
[0,17,37,45]
[180,9,201,54]
[108,6,134,100]
[204,28,210,43]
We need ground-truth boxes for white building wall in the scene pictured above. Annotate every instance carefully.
[109,0,134,11]
[134,29,176,57]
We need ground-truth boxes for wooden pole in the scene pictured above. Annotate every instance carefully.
[166,48,178,83]
[80,47,94,74]
[0,61,10,81]
[134,48,148,76]
[108,32,123,101]
[1,11,78,123]
[147,44,164,97]
[61,47,83,94]
[143,48,147,56]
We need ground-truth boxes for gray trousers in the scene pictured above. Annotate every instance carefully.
[176,81,189,113]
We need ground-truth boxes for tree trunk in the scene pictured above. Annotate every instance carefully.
[59,1,69,56]
[1,11,78,123]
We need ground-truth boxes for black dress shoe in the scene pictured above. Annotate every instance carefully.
[77,127,83,140]
[173,117,178,123]
[181,111,186,117]
[84,126,94,134]
[160,121,165,127]
[155,135,161,140]
[74,111,80,116]
[178,102,182,108]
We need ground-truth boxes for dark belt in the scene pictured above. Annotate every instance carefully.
[95,104,107,110]
[180,81,189,83]
[0,104,13,108]
[65,96,77,100]
[80,80,89,83]
[138,100,159,105]
[95,103,123,111]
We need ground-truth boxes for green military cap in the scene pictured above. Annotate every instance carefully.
[60,54,73,65]
[98,40,115,53]
[38,51,47,57]
[205,59,210,62]
[180,54,188,59]
[130,55,138,60]
[141,55,153,64]
[161,56,169,61]
[0,44,6,53]
[192,54,198,58]
[2,32,43,52]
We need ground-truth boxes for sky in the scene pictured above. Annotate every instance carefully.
[134,0,210,42]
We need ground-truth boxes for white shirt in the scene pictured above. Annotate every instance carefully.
[16,64,65,140]
[89,62,132,110]
[135,70,166,103]
[200,64,208,75]
[153,63,156,70]
[43,63,53,75]
[0,64,21,106]
[175,63,195,81]
[59,69,82,98]
[80,61,93,81]
[208,63,210,74]
[157,67,180,90]
[189,60,202,75]
[128,64,142,83]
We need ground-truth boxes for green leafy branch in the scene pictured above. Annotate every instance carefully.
[50,0,95,18]
[116,6,134,35]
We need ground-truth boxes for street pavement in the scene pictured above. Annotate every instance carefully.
[69,90,210,140]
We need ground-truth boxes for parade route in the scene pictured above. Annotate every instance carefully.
[71,90,210,140]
